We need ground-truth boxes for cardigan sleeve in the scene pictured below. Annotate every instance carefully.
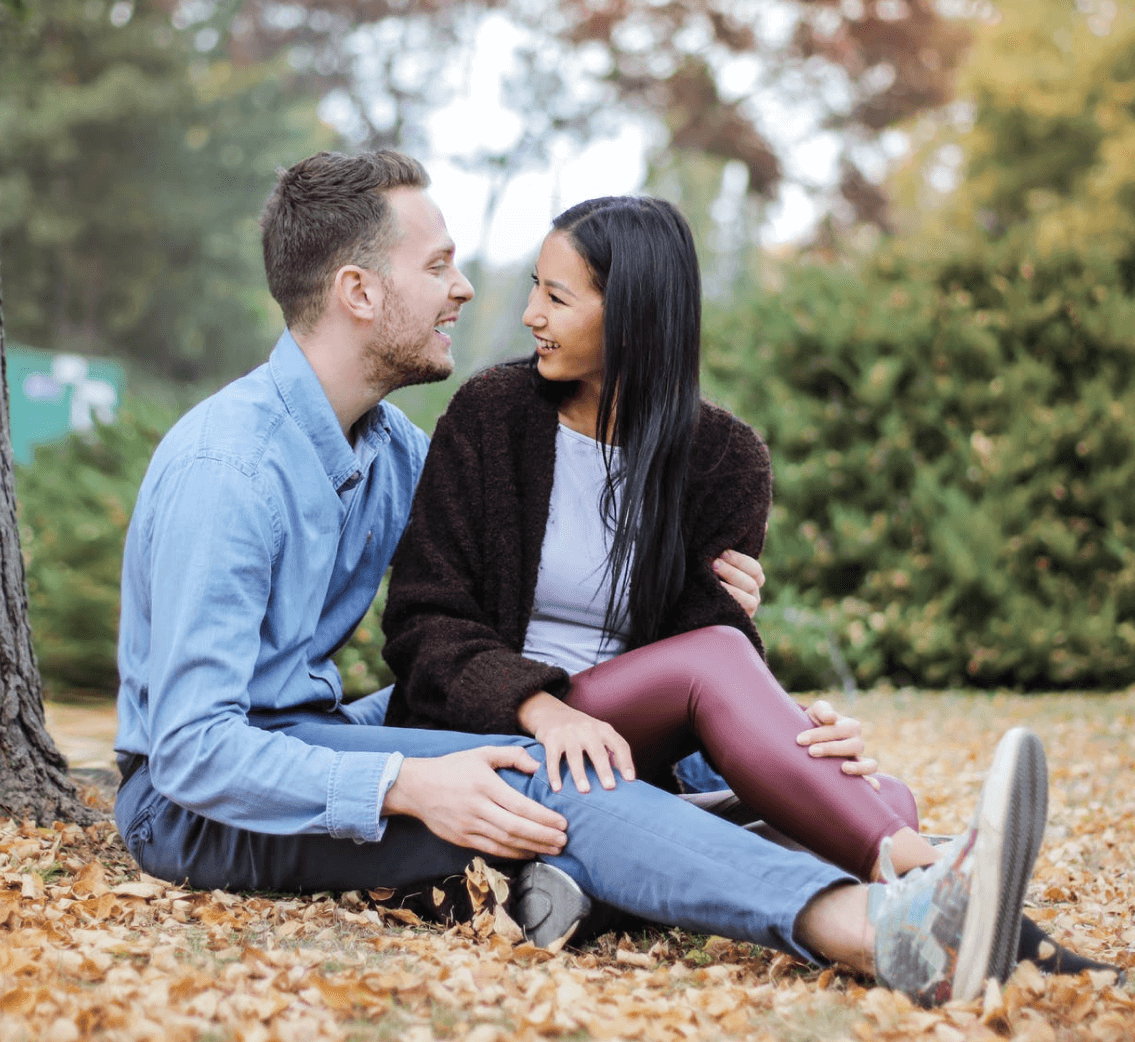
[381,385,570,735]
[658,408,772,654]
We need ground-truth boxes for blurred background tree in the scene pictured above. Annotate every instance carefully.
[893,0,1135,258]
[225,0,970,230]
[703,245,1135,691]
[701,0,1135,690]
[0,0,333,384]
[4,0,1134,699]
[1,0,103,825]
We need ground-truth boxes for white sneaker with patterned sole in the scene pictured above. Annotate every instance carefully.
[870,727,1048,1005]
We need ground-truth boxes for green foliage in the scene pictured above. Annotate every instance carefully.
[0,0,332,384]
[16,400,175,695]
[704,244,1135,691]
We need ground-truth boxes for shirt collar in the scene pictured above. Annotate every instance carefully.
[269,330,390,491]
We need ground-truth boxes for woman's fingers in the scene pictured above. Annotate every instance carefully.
[805,699,835,726]
[798,701,870,762]
[840,755,879,777]
[841,756,881,789]
[609,733,637,782]
[806,735,865,759]
[584,726,634,790]
[565,743,593,794]
[544,739,566,793]
[528,700,638,795]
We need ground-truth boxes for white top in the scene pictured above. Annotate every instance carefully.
[522,424,631,675]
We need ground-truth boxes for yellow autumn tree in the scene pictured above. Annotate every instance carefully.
[894,0,1135,256]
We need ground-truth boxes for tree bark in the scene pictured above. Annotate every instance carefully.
[0,254,98,824]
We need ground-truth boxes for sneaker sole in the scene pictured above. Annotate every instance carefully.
[511,861,592,949]
[953,727,1048,1001]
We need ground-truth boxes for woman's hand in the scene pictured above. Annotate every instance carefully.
[796,699,881,790]
[713,549,765,618]
[517,691,636,794]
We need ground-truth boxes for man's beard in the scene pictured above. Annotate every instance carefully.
[363,329,452,392]
[363,292,454,392]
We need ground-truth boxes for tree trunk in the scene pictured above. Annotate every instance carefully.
[0,254,98,824]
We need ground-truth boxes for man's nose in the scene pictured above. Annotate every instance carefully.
[452,268,475,302]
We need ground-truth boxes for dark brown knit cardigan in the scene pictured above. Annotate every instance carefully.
[382,362,772,736]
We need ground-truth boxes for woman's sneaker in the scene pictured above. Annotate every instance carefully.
[870,727,1048,1005]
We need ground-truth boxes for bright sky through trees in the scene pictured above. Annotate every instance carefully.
[313,5,919,266]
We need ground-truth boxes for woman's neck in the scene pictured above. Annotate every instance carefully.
[558,382,612,442]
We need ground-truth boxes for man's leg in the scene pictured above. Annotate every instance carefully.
[117,716,1052,1003]
[116,708,853,959]
[676,743,1124,982]
[115,723,519,893]
[505,726,1051,1005]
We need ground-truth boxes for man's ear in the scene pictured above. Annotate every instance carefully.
[333,265,383,321]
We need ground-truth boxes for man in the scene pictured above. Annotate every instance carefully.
[114,150,1049,1005]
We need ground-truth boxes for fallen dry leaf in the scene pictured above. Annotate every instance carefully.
[1,689,1132,1041]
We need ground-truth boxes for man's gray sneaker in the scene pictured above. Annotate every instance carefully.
[511,862,592,948]
[870,727,1048,1005]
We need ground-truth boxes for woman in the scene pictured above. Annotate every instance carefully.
[383,195,930,883]
[381,196,1113,973]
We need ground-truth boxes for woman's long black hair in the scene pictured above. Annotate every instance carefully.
[532,195,701,648]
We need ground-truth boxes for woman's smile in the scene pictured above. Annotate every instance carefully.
[523,230,605,394]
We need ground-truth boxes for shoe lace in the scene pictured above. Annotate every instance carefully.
[872,830,970,917]
[877,835,900,885]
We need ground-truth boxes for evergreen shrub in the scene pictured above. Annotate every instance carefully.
[17,401,175,696]
[704,246,1135,690]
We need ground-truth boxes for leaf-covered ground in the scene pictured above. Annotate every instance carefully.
[5,689,1134,1042]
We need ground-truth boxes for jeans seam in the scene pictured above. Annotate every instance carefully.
[125,806,154,864]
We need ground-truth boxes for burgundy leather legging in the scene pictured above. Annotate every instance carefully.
[566,626,919,881]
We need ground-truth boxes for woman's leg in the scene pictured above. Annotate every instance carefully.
[567,626,934,881]
[676,749,921,836]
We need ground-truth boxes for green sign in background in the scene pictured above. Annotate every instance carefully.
[6,343,124,465]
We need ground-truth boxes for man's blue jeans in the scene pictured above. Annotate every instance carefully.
[115,695,852,962]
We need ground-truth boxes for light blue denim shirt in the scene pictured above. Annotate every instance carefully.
[115,331,430,843]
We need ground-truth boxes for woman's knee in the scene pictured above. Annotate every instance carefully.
[661,626,757,679]
[693,625,754,655]
[875,774,920,831]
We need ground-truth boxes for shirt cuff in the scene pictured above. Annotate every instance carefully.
[326,750,404,843]
[374,751,404,842]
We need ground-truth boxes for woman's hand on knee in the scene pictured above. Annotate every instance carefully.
[797,699,881,790]
[517,692,636,794]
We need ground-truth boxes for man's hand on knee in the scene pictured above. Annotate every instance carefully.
[384,746,568,859]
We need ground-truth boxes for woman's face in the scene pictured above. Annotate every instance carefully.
[523,231,605,393]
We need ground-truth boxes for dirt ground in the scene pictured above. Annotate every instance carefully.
[43,701,119,773]
[3,688,1134,1041]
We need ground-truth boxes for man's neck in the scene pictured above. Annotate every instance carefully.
[291,324,382,441]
